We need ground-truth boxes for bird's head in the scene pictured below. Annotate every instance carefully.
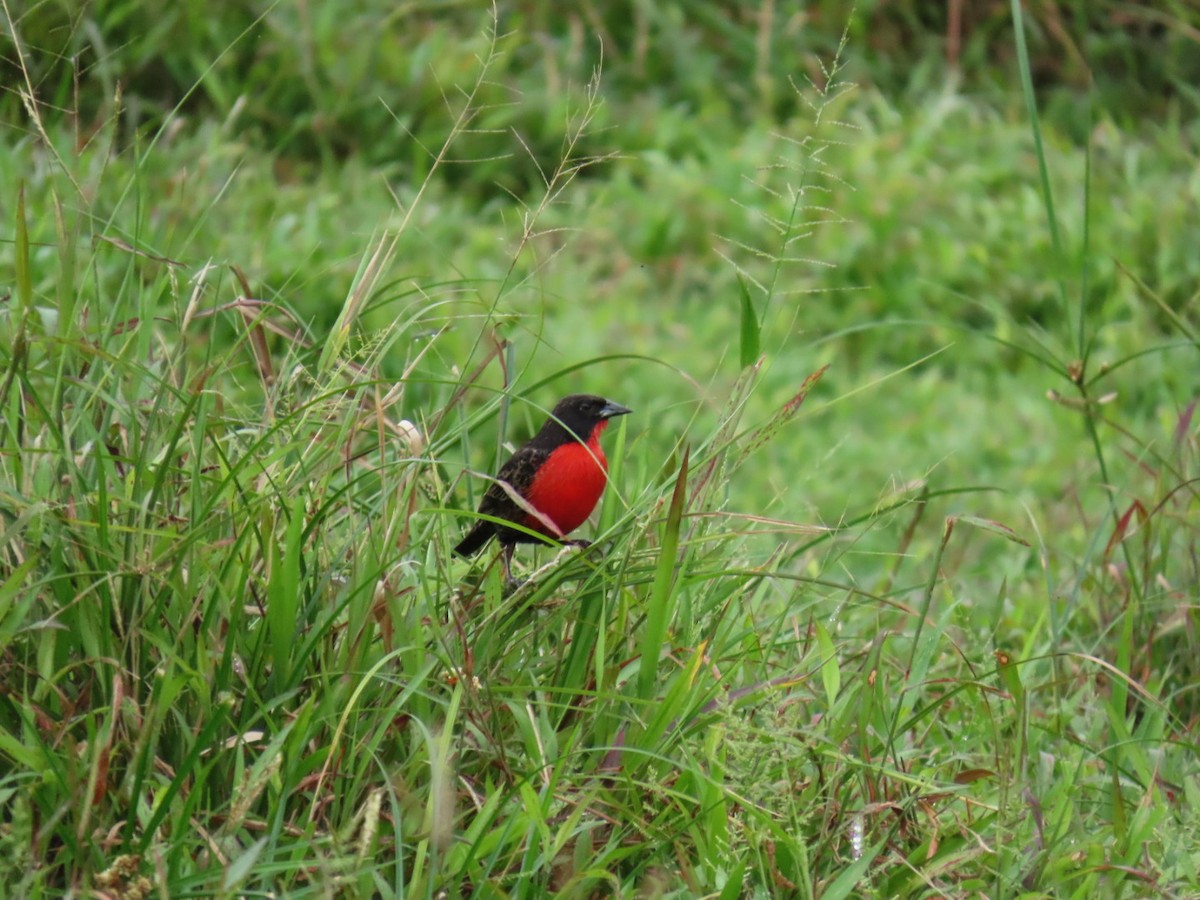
[550,394,632,441]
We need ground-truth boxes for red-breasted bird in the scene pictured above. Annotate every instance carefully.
[454,394,632,583]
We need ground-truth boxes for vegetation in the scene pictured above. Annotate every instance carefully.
[2,1,1198,897]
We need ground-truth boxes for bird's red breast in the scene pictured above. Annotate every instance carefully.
[522,421,610,538]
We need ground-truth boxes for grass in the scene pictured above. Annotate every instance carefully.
[2,2,1199,898]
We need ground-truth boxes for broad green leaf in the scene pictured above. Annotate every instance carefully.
[738,276,760,368]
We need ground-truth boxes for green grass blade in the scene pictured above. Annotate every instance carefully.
[814,618,840,706]
[738,276,760,369]
[1009,0,1066,309]
[638,445,689,700]
[13,182,31,315]
[267,494,307,693]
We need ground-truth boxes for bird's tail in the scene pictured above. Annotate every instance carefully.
[454,523,493,557]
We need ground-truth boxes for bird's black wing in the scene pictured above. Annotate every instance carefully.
[454,446,551,556]
[477,446,550,520]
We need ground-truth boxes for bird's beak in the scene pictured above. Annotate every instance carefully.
[600,400,632,419]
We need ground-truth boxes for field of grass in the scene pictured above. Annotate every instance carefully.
[2,2,1199,898]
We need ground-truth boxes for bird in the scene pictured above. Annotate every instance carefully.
[454,394,632,584]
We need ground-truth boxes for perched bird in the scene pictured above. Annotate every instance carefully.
[455,394,632,583]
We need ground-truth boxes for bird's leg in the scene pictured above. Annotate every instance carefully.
[500,543,513,583]
[500,543,523,592]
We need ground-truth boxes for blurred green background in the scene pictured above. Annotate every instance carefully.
[5,0,1197,531]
